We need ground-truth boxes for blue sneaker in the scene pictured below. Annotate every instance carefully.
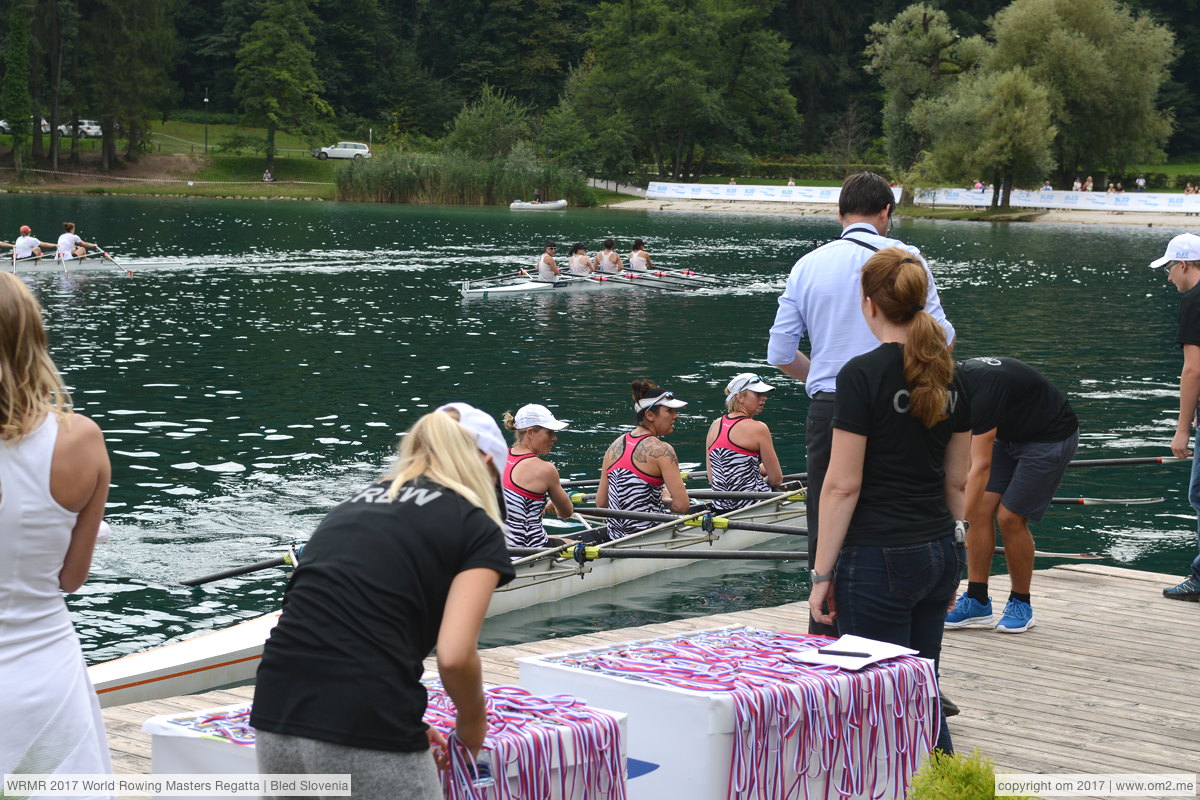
[945,594,994,628]
[995,598,1036,633]
[1163,575,1200,601]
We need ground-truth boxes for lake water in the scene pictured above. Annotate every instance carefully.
[5,195,1192,663]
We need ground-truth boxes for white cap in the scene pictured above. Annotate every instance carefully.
[633,391,688,412]
[436,402,508,473]
[725,373,775,396]
[515,403,568,430]
[1149,233,1200,268]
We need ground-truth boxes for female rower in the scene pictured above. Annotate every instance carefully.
[596,380,690,539]
[705,373,784,511]
[251,404,515,799]
[628,238,652,271]
[502,403,574,548]
[533,240,560,281]
[0,273,113,789]
[595,238,623,274]
[567,243,594,276]
[807,248,970,755]
[57,222,96,260]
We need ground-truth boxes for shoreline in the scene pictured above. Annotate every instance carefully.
[605,197,1200,228]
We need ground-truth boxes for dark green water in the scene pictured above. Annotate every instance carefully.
[6,195,1192,663]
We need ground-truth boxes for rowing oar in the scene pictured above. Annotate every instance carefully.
[622,270,698,290]
[1068,455,1189,468]
[509,546,806,561]
[1049,496,1163,506]
[472,269,527,283]
[572,506,807,536]
[665,269,742,286]
[568,487,804,504]
[94,244,133,275]
[995,546,1104,560]
[560,470,807,489]
[181,547,303,586]
[607,272,689,292]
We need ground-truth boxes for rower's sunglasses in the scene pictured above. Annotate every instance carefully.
[1162,261,1183,272]
[646,392,676,410]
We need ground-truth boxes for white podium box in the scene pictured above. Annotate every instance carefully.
[142,690,628,800]
[518,626,939,800]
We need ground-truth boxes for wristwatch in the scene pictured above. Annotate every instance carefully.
[954,519,969,542]
[810,570,834,583]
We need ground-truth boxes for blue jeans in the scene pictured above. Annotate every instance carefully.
[1188,427,1200,581]
[834,534,963,754]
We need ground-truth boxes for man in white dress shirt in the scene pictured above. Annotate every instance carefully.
[766,171,956,635]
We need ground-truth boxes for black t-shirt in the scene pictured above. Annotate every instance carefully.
[956,357,1078,442]
[250,476,515,752]
[832,343,971,546]
[1177,283,1200,347]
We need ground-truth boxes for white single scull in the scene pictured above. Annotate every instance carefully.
[87,491,806,707]
[509,199,568,210]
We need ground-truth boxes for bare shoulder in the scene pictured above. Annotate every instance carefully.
[57,412,105,448]
[634,436,677,465]
[601,435,625,467]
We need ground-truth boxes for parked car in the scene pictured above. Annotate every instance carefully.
[0,118,50,134]
[57,119,103,138]
[312,141,371,160]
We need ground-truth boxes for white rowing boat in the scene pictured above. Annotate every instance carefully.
[9,253,128,274]
[87,492,806,707]
[509,199,568,210]
[459,269,731,298]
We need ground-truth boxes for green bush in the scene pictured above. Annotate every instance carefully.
[1174,174,1200,189]
[334,150,596,207]
[212,132,265,156]
[907,749,1033,800]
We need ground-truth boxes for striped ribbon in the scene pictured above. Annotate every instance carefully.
[547,627,937,800]
[423,681,627,800]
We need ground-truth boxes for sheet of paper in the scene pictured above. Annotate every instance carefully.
[785,634,918,671]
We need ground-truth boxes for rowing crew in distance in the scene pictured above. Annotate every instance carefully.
[501,375,785,549]
[2,222,126,274]
[531,238,651,279]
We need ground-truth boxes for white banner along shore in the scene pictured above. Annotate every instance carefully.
[647,181,1200,214]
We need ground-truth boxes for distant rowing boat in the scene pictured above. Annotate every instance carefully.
[459,268,734,298]
[9,252,129,274]
[87,491,805,707]
[509,199,568,210]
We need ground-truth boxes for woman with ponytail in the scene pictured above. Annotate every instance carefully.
[807,248,970,755]
[252,404,516,799]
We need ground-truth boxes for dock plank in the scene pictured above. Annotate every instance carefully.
[101,565,1198,799]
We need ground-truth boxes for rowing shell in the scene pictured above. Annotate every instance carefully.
[86,492,806,707]
[459,269,730,298]
[9,254,125,274]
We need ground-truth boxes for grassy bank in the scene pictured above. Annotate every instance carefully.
[335,152,595,206]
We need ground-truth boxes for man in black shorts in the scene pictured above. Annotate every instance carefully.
[946,357,1079,633]
[1151,233,1200,600]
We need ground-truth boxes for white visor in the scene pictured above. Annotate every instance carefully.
[725,373,775,396]
[634,391,688,412]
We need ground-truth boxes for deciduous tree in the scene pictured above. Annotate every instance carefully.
[1,0,34,176]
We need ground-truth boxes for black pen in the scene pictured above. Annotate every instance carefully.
[817,648,871,658]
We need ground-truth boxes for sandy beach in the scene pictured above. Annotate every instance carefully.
[609,197,1200,229]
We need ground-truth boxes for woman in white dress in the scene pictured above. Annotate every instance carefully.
[0,272,113,793]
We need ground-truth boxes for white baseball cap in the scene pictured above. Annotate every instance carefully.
[436,402,508,472]
[514,403,569,430]
[726,373,775,395]
[1149,233,1200,268]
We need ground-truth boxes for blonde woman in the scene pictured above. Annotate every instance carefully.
[502,404,573,548]
[705,373,783,511]
[252,404,516,800]
[0,273,113,790]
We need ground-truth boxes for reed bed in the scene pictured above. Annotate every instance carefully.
[335,153,595,206]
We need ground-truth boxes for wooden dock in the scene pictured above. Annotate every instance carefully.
[102,565,1199,797]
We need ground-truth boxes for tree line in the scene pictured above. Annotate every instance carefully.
[0,0,1194,189]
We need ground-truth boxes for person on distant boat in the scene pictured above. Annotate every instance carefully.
[705,373,783,511]
[57,222,96,260]
[628,238,652,272]
[596,380,690,540]
[533,189,542,204]
[532,241,560,282]
[502,404,574,548]
[807,248,970,756]
[251,404,515,800]
[0,272,114,790]
[567,243,594,276]
[595,238,623,274]
[4,225,55,259]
